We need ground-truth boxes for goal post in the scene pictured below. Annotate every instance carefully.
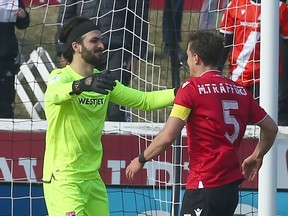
[258,1,279,215]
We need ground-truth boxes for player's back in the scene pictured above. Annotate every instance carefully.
[184,71,252,149]
[177,71,266,188]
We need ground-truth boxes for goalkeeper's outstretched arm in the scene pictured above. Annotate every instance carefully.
[109,81,177,111]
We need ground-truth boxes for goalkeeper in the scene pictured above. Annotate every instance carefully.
[42,16,177,216]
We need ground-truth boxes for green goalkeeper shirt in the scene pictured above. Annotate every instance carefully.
[42,65,175,181]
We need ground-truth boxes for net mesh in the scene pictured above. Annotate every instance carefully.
[0,0,285,215]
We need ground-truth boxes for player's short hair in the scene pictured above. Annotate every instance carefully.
[188,30,224,67]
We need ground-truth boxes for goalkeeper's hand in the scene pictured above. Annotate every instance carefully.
[70,69,116,95]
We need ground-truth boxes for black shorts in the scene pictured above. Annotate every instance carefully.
[180,181,240,216]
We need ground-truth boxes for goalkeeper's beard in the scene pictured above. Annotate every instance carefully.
[81,45,102,68]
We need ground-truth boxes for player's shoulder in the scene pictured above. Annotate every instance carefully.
[47,66,74,84]
[49,66,70,78]
[48,67,63,78]
[178,77,201,94]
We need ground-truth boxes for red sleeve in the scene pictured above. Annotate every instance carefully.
[280,2,288,39]
[248,95,267,124]
[220,0,236,34]
[174,79,197,110]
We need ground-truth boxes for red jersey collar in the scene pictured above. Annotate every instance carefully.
[199,70,222,77]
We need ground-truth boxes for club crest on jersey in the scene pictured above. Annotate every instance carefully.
[194,208,203,216]
[49,75,61,84]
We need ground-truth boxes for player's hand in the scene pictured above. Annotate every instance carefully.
[70,69,116,95]
[125,157,145,182]
[241,155,263,181]
[88,69,116,94]
[14,8,26,19]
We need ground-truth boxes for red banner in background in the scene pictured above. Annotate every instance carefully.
[0,130,260,189]
[149,0,203,11]
[23,0,59,6]
[24,0,203,10]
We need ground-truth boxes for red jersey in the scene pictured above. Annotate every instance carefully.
[220,0,288,87]
[174,71,267,189]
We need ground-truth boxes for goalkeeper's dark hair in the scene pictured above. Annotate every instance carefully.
[188,30,224,67]
[58,16,100,63]
[58,16,89,63]
[58,16,91,44]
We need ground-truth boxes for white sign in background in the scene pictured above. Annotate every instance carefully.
[0,121,288,189]
[277,138,288,189]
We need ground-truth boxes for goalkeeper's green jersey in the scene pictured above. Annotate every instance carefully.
[42,65,175,181]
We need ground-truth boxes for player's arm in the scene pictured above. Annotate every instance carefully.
[139,104,190,161]
[140,104,190,161]
[241,115,278,181]
[256,115,278,157]
[109,82,177,110]
[45,69,115,104]
[45,69,76,104]
[126,104,190,181]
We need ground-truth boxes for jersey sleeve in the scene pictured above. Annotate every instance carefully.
[109,81,175,110]
[174,80,197,110]
[280,2,288,39]
[170,104,191,121]
[45,69,75,105]
[248,95,267,124]
[220,0,236,34]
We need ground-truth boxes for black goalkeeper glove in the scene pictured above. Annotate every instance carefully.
[70,69,116,95]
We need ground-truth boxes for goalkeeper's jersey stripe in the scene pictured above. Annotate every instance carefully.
[43,65,174,181]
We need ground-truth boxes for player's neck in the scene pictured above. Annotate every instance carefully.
[198,65,218,76]
[70,58,94,77]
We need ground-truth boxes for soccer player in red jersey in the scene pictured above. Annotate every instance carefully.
[126,30,278,216]
[219,0,288,99]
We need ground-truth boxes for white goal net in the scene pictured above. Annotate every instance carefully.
[0,0,287,215]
